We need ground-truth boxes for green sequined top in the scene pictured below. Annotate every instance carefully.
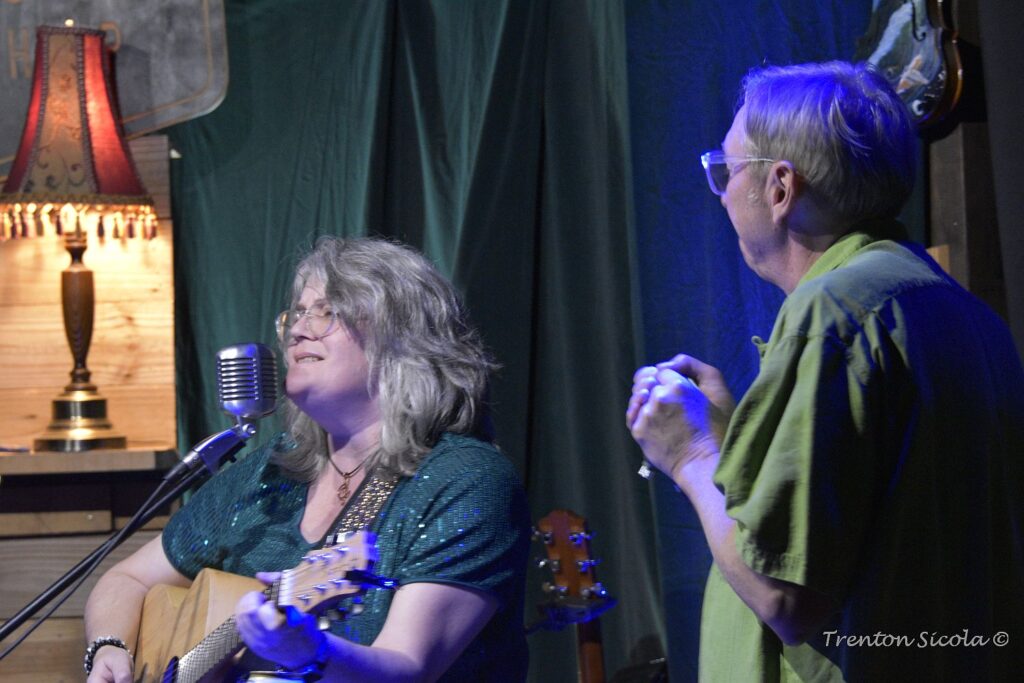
[162,432,531,681]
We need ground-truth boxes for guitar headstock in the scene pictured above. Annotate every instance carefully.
[533,509,615,627]
[276,529,389,614]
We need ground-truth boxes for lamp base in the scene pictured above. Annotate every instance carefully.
[33,389,127,452]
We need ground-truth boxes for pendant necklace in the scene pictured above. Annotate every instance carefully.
[327,455,367,507]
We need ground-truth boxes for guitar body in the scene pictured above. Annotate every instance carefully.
[134,569,263,683]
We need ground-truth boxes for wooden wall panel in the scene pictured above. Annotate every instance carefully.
[926,0,1008,319]
[0,136,176,450]
[0,531,159,619]
[0,618,85,683]
[0,533,160,680]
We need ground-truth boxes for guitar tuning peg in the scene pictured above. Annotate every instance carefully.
[568,531,592,545]
[531,527,553,544]
[576,558,600,572]
[541,582,568,596]
[536,557,561,572]
[581,582,608,599]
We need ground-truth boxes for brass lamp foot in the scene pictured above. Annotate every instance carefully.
[33,389,127,452]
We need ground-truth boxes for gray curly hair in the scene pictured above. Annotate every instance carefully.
[274,236,497,480]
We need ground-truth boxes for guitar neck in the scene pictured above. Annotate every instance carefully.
[136,533,380,683]
[173,615,243,683]
[576,619,605,683]
[534,510,612,683]
[170,583,278,683]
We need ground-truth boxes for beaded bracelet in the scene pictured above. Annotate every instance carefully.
[83,636,129,675]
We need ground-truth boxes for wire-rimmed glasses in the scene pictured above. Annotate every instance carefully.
[275,306,340,342]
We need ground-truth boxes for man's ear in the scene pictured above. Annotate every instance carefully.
[765,161,799,224]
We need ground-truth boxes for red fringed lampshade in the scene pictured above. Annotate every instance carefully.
[0,25,156,240]
[0,24,159,451]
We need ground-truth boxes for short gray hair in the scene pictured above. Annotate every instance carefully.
[740,61,916,224]
[274,236,497,480]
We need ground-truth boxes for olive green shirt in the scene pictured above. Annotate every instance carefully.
[700,230,1024,681]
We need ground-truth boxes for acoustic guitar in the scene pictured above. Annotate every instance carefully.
[532,510,616,683]
[133,530,386,683]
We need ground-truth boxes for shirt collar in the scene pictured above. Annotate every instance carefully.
[796,218,907,288]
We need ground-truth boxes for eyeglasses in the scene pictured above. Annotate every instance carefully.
[700,150,775,196]
[275,305,340,342]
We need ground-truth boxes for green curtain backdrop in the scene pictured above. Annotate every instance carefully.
[168,1,658,681]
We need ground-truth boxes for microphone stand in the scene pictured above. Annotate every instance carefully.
[0,421,256,648]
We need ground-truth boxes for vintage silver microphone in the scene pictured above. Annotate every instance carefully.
[166,342,278,480]
[216,342,279,422]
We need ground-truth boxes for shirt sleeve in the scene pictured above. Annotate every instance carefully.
[161,444,278,579]
[388,441,531,609]
[715,324,887,601]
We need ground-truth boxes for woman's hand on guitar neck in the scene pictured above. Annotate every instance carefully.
[86,644,133,683]
[235,572,327,671]
[234,577,500,682]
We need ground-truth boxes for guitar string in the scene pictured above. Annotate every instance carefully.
[274,553,365,605]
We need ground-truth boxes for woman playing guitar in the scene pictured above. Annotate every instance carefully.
[84,237,530,682]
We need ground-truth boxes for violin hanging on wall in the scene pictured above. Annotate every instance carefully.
[854,0,962,127]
